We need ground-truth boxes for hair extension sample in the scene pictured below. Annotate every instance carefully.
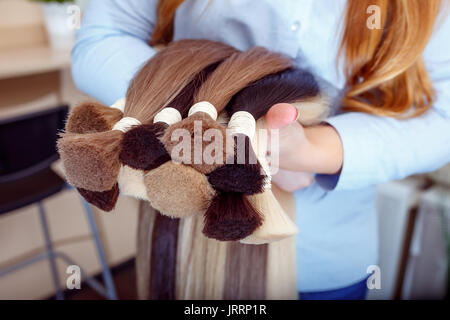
[228,68,320,119]
[119,123,172,171]
[149,212,179,300]
[136,202,157,300]
[124,40,237,124]
[183,48,293,241]
[63,100,125,209]
[160,48,293,236]
[223,241,268,299]
[161,47,293,174]
[58,39,236,193]
[240,190,298,244]
[208,68,320,193]
[206,134,267,195]
[203,68,322,241]
[77,184,119,212]
[161,112,234,174]
[65,101,124,134]
[117,165,151,201]
[202,192,262,241]
[144,161,216,218]
[58,130,123,191]
[120,61,227,171]
[175,214,228,299]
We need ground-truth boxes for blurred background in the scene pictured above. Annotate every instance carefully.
[0,0,448,300]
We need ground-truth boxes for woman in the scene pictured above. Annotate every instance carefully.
[72,0,450,299]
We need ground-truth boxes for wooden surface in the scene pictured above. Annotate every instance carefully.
[0,46,71,80]
[0,0,47,50]
[0,71,60,121]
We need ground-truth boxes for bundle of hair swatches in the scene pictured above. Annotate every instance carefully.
[58,39,330,245]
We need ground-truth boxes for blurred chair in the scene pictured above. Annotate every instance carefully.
[0,105,117,300]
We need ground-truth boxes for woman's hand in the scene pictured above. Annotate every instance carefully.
[266,103,344,175]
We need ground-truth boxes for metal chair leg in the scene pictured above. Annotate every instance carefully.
[0,252,49,278]
[81,199,118,300]
[37,201,64,300]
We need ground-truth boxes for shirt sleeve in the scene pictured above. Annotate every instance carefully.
[316,11,450,191]
[71,0,158,105]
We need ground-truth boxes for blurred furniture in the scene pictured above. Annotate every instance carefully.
[401,186,450,299]
[0,0,72,123]
[367,178,426,300]
[428,164,450,188]
[0,0,138,300]
[0,0,48,50]
[0,105,117,300]
[368,176,449,300]
[0,46,70,80]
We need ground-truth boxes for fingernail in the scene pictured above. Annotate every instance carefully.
[293,108,299,121]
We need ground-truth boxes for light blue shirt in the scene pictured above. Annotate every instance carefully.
[72,0,450,292]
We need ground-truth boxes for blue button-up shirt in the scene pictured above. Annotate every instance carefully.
[72,0,450,292]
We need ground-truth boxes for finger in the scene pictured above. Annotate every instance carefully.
[266,103,298,129]
[266,114,304,153]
